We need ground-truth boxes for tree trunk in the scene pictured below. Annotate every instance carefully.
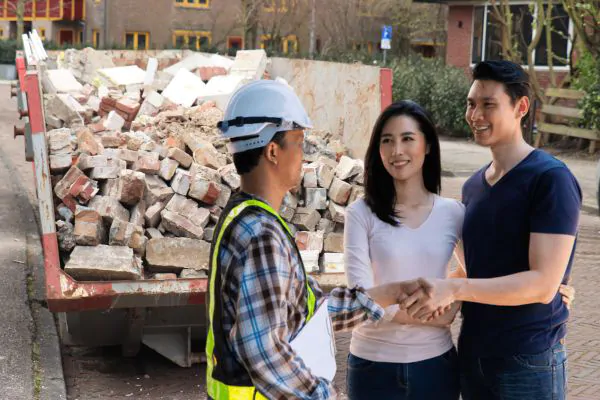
[16,0,25,48]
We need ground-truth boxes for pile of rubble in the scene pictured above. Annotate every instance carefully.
[43,48,364,282]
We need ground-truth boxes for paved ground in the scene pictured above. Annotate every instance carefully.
[0,79,599,400]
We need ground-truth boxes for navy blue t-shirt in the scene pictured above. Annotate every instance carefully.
[459,149,582,358]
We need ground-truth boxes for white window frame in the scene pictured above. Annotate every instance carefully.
[470,1,572,71]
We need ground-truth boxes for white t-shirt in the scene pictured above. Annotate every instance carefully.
[344,195,465,363]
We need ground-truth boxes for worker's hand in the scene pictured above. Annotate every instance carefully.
[559,284,575,310]
[367,278,433,308]
[400,279,459,322]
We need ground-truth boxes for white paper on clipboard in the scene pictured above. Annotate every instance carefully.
[290,299,337,381]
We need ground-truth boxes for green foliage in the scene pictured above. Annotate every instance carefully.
[0,39,18,64]
[390,55,471,137]
[573,50,600,131]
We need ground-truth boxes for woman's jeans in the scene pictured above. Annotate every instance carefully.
[346,348,460,400]
[459,342,568,400]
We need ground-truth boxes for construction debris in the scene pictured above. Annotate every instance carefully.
[43,47,365,282]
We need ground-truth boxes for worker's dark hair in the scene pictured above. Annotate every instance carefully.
[472,60,532,126]
[232,131,287,175]
[363,100,441,227]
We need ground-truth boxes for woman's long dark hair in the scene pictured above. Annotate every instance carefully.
[363,100,441,226]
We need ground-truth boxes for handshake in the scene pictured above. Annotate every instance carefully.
[373,278,459,322]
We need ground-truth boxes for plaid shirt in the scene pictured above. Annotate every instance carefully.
[217,202,384,400]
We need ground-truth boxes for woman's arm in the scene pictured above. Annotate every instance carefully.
[447,241,467,279]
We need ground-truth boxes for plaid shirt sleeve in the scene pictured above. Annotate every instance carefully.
[228,227,334,400]
[307,276,385,333]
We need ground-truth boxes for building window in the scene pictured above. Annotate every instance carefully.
[0,29,4,39]
[471,3,571,67]
[59,29,75,45]
[175,0,210,9]
[39,28,46,41]
[92,29,100,48]
[79,31,83,44]
[173,30,211,50]
[125,32,149,50]
[264,0,288,12]
[282,34,298,54]
[227,36,243,51]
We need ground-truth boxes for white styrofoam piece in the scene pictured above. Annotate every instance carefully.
[321,252,344,273]
[144,58,158,85]
[198,75,245,111]
[98,65,146,86]
[300,250,320,273]
[44,69,84,93]
[162,68,206,108]
[229,49,268,81]
[104,111,125,131]
[163,53,212,76]
[209,53,234,70]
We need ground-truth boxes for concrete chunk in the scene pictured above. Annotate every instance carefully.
[133,151,160,175]
[47,128,72,154]
[145,201,165,228]
[77,154,108,170]
[64,245,140,281]
[145,237,211,271]
[167,147,193,168]
[117,149,139,164]
[160,210,204,239]
[180,269,208,279]
[229,49,268,81]
[328,177,352,205]
[118,169,146,205]
[56,221,76,252]
[218,164,240,190]
[145,227,163,239]
[159,157,179,181]
[46,93,85,122]
[189,175,221,205]
[335,155,364,181]
[348,185,364,204]
[90,158,127,180]
[321,253,345,273]
[317,163,335,189]
[73,209,107,246]
[101,131,124,148]
[215,184,231,208]
[130,200,146,227]
[299,250,320,273]
[317,218,335,235]
[50,153,73,173]
[171,168,192,196]
[292,208,321,231]
[77,128,104,156]
[324,232,344,253]
[109,218,146,255]
[302,164,318,188]
[88,195,130,224]
[43,69,84,94]
[304,188,328,210]
[295,231,324,253]
[329,202,345,224]
[144,175,174,205]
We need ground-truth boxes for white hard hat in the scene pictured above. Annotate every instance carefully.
[217,80,313,153]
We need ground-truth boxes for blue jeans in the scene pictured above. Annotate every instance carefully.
[460,342,568,400]
[346,348,460,400]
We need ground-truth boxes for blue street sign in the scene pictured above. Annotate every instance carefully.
[381,25,392,41]
[381,25,392,50]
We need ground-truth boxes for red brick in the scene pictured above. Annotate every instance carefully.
[116,98,141,115]
[101,97,117,108]
[62,194,78,212]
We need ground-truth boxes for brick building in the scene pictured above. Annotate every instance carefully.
[422,0,573,82]
[0,0,447,59]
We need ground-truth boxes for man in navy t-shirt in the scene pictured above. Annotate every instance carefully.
[399,60,581,399]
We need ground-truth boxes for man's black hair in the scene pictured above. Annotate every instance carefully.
[232,131,287,175]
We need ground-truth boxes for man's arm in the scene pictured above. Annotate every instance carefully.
[229,231,332,399]
[403,167,581,320]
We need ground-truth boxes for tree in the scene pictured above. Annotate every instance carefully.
[561,0,600,57]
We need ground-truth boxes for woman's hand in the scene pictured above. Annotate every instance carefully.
[559,284,575,310]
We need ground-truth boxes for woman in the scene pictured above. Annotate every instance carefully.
[343,101,573,400]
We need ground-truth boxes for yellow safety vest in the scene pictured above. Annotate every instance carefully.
[206,198,317,400]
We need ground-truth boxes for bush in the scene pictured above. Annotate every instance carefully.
[0,39,18,64]
[573,51,600,131]
[390,55,471,137]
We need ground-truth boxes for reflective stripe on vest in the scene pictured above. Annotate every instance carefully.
[206,199,317,400]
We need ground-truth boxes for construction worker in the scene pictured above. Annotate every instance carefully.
[206,80,431,400]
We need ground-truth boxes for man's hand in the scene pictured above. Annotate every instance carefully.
[399,279,460,321]
[367,278,433,308]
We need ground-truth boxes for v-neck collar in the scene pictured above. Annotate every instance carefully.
[482,149,538,189]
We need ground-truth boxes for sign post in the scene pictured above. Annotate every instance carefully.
[381,25,392,65]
